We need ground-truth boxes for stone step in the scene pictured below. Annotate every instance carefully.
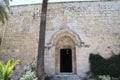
[53,75,82,80]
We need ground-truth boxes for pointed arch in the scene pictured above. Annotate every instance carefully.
[48,29,81,47]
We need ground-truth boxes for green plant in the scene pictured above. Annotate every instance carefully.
[0,58,20,80]
[85,74,101,80]
[0,0,11,23]
[98,75,111,80]
[20,70,38,80]
[20,60,38,80]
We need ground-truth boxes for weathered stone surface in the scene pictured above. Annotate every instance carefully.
[0,1,120,79]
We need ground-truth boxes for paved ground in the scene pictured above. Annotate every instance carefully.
[53,75,83,80]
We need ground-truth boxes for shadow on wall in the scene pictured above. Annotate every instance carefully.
[0,36,2,46]
[89,53,120,78]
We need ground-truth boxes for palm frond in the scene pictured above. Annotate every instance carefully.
[0,0,11,24]
[0,5,8,24]
[0,61,4,80]
[4,0,12,11]
[0,58,20,80]
[4,58,20,80]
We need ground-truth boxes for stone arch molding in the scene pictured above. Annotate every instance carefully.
[47,29,82,47]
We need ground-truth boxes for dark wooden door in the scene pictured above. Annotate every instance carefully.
[60,49,72,72]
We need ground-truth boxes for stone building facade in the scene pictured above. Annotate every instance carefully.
[0,0,120,79]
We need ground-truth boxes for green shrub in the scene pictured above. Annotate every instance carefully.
[86,75,111,80]
[85,74,100,80]
[20,60,38,80]
[20,70,38,80]
[98,75,111,80]
[20,61,53,80]
[0,58,20,80]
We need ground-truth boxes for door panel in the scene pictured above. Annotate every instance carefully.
[60,49,72,72]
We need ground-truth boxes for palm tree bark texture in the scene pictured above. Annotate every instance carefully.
[37,0,48,80]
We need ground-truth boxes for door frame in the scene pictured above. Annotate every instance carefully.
[55,46,76,74]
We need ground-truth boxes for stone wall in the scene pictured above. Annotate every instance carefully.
[45,1,120,77]
[0,0,120,79]
[0,4,42,79]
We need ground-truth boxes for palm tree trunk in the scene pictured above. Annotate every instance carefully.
[36,0,48,80]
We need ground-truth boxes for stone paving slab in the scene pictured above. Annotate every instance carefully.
[53,75,83,80]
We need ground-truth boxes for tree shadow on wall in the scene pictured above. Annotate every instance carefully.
[89,53,120,78]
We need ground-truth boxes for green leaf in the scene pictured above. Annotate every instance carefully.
[0,61,5,80]
[0,58,20,80]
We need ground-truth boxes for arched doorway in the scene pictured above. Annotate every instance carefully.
[53,32,77,74]
[47,29,81,74]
